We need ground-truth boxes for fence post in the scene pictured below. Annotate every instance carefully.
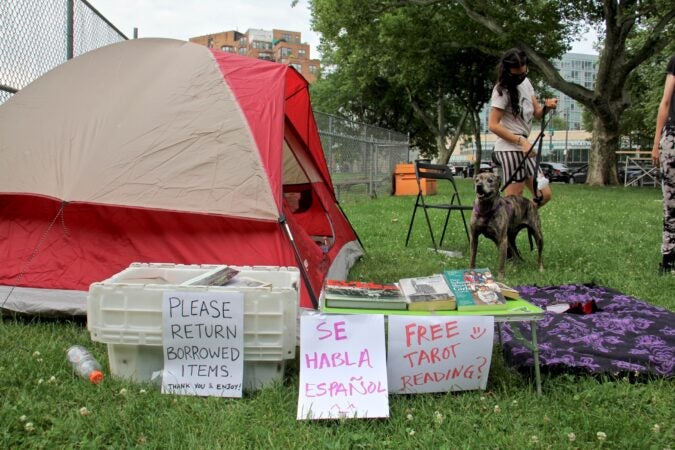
[66,0,74,59]
[328,115,333,173]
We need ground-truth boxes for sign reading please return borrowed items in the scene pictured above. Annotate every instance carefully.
[297,314,389,420]
[161,291,244,397]
[387,315,494,394]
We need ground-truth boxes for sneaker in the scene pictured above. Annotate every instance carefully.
[658,254,675,275]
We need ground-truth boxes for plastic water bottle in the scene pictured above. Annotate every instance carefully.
[66,345,104,384]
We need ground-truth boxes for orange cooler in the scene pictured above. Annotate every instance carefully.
[394,163,436,196]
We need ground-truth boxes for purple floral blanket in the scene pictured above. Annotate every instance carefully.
[500,284,674,377]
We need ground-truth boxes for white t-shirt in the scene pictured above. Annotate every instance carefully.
[490,78,535,152]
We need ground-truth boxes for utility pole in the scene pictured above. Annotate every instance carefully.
[564,112,569,165]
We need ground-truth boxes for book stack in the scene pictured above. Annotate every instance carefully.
[322,269,517,312]
[397,274,456,311]
[443,268,508,311]
[322,280,408,310]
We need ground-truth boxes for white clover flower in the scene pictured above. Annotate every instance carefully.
[119,388,127,396]
[79,407,90,416]
[530,435,539,444]
[597,431,607,441]
[32,351,40,358]
[568,432,576,442]
[434,411,444,425]
[511,400,518,406]
[19,415,27,422]
[406,413,413,421]
[493,405,501,413]
[408,429,415,436]
[480,396,486,401]
[24,422,35,432]
[47,376,56,384]
[36,358,43,363]
[651,424,660,433]
[139,389,147,394]
[37,378,44,385]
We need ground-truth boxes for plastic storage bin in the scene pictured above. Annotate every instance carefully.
[87,263,299,390]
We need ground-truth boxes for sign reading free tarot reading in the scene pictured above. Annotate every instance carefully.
[387,315,494,394]
[162,291,244,397]
[297,314,389,419]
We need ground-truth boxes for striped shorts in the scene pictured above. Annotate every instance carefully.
[493,151,537,184]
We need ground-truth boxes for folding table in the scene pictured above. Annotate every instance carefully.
[321,298,546,394]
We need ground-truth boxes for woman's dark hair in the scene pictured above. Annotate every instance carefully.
[496,48,528,117]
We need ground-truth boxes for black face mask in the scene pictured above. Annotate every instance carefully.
[508,72,527,86]
[509,72,527,86]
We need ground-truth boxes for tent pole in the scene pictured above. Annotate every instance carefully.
[279,216,319,309]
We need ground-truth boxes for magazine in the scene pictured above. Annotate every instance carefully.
[443,268,508,311]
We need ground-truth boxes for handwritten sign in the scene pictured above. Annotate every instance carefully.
[387,315,494,394]
[161,291,244,397]
[297,314,389,420]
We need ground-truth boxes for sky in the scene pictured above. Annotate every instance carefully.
[92,0,322,58]
[91,1,598,58]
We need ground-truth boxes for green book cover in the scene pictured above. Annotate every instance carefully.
[443,269,508,311]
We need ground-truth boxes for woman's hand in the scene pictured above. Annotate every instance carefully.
[544,98,558,110]
[652,143,660,167]
[520,138,535,157]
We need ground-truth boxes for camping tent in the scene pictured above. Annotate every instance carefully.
[0,38,363,315]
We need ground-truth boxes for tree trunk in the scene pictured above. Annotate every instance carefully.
[437,109,468,165]
[471,110,482,174]
[435,88,445,157]
[587,115,620,185]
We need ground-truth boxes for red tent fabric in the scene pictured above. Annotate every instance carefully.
[0,38,362,314]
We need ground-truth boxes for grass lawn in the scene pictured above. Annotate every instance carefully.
[1,179,673,448]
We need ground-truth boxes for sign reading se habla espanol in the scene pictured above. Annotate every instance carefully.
[297,314,389,420]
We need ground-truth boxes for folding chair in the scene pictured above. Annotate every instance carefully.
[405,160,472,251]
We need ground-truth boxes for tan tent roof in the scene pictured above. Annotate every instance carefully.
[0,38,278,220]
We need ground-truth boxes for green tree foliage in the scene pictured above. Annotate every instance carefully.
[621,34,675,150]
[309,1,507,162]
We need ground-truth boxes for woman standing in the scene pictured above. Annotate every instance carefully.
[488,48,557,207]
[651,54,675,275]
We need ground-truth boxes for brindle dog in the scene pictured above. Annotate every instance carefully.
[469,171,544,279]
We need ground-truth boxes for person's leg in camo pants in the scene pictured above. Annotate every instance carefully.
[660,127,675,272]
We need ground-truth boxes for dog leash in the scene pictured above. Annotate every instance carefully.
[531,106,549,205]
[501,106,553,201]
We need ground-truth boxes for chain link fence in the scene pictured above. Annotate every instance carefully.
[315,111,410,201]
[0,0,126,102]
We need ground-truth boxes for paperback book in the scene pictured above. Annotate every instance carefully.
[495,282,520,300]
[443,268,508,311]
[398,274,456,311]
[323,280,407,310]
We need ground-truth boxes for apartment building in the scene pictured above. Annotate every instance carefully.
[189,28,320,83]
[551,52,598,131]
